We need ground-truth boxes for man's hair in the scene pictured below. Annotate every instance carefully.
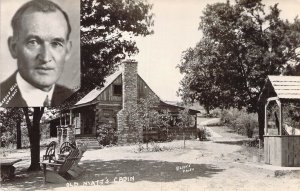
[11,0,72,39]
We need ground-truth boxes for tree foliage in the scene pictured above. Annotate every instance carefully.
[81,0,154,90]
[134,97,172,147]
[178,0,300,113]
[62,0,154,108]
[0,108,23,148]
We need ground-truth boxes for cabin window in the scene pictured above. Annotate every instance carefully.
[113,85,122,96]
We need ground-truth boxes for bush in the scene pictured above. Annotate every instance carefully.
[136,142,144,152]
[1,131,15,147]
[150,142,163,152]
[134,142,175,152]
[243,137,261,148]
[202,108,222,118]
[211,108,222,118]
[220,108,258,138]
[283,103,300,131]
[96,123,117,146]
[197,126,211,141]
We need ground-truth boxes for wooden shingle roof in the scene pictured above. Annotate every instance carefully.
[268,76,300,100]
[75,70,123,106]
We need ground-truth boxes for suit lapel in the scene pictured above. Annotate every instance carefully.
[0,72,27,107]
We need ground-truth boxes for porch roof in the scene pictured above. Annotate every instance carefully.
[160,101,200,115]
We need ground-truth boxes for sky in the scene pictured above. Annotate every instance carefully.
[134,0,300,102]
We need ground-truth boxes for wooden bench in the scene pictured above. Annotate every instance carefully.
[0,158,22,181]
[57,142,76,160]
[41,147,84,183]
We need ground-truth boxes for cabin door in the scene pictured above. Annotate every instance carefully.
[80,108,95,135]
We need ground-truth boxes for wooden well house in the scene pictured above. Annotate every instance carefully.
[258,76,300,167]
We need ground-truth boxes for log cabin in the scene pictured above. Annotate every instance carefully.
[51,60,199,148]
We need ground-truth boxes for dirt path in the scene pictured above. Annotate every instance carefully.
[1,119,300,191]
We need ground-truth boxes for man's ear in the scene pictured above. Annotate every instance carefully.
[8,36,18,59]
[65,40,72,61]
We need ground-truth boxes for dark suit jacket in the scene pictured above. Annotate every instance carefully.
[0,72,74,107]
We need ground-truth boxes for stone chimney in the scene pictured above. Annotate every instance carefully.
[117,60,142,144]
[122,60,138,110]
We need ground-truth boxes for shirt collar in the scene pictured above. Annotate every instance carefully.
[16,72,55,106]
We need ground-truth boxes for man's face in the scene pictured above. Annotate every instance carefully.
[8,10,71,91]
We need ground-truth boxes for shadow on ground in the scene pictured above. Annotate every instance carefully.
[214,140,245,145]
[1,159,224,190]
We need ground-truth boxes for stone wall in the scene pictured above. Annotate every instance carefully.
[117,60,143,144]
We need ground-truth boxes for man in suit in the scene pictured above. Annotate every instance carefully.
[0,0,74,107]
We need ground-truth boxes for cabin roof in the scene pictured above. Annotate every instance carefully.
[75,70,123,106]
[73,66,200,114]
[74,67,162,107]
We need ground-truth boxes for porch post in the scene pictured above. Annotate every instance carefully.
[60,113,62,126]
[64,114,67,125]
[276,100,282,135]
[70,110,72,125]
[264,101,269,135]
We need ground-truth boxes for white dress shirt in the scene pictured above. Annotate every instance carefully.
[16,72,55,106]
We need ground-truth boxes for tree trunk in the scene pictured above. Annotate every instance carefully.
[183,128,186,148]
[16,115,22,149]
[205,106,210,115]
[23,107,44,171]
[257,103,264,142]
[146,129,149,150]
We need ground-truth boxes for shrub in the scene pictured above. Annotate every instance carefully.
[136,142,144,152]
[197,126,211,141]
[243,137,260,148]
[96,123,117,146]
[220,108,258,138]
[283,103,300,130]
[134,142,174,152]
[1,131,15,147]
[211,108,222,118]
[150,142,163,152]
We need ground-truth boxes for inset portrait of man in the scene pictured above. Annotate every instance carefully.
[0,0,80,107]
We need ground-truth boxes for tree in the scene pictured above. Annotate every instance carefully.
[178,0,300,139]
[0,108,23,149]
[136,97,159,149]
[134,97,172,149]
[23,107,44,171]
[177,108,194,148]
[62,0,154,108]
[81,0,154,90]
[6,108,23,149]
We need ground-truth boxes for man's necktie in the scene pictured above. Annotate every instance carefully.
[43,95,50,107]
